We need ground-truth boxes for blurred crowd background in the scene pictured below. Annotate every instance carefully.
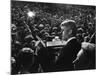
[11,1,96,74]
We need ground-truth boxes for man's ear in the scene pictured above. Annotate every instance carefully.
[69,29,72,35]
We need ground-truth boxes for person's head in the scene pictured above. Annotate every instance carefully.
[17,47,34,70]
[60,19,76,41]
[77,28,83,35]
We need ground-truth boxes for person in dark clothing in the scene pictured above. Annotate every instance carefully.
[55,20,81,71]
[12,47,35,74]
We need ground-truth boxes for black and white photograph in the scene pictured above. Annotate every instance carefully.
[11,0,96,74]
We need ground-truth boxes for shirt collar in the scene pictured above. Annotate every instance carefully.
[65,37,76,44]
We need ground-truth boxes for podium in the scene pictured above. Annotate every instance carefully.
[46,40,66,48]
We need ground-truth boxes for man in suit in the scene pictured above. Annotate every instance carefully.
[55,20,81,71]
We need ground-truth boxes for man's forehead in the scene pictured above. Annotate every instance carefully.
[61,26,70,30]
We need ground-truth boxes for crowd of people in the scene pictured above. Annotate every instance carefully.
[11,1,96,74]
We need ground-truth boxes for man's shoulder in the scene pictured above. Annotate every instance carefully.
[67,37,78,45]
[64,37,81,50]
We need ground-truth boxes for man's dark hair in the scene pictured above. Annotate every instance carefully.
[17,48,34,68]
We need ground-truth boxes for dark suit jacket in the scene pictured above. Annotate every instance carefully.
[55,37,81,71]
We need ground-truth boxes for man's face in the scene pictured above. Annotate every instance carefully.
[61,26,71,41]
